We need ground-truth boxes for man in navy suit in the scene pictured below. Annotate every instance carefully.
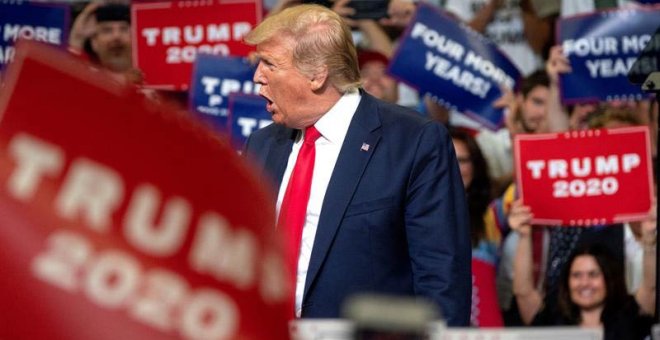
[243,4,471,326]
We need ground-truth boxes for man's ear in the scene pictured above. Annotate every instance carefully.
[309,65,329,91]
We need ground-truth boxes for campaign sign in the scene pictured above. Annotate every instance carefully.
[228,93,272,149]
[0,41,288,340]
[0,1,69,69]
[514,127,653,226]
[471,259,503,327]
[558,6,660,104]
[189,54,260,130]
[131,0,261,90]
[389,3,521,131]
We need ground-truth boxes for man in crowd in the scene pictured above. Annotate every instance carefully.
[69,2,135,80]
[476,70,550,188]
[243,4,471,326]
[358,49,399,104]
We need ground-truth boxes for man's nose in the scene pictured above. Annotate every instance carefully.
[109,27,123,39]
[253,62,265,84]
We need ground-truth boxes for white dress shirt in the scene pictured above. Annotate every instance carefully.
[276,89,361,317]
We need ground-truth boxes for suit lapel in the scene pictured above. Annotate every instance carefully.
[303,93,382,299]
[264,126,296,190]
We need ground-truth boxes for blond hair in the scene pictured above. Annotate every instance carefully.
[245,4,361,93]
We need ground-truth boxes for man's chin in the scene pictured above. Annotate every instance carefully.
[523,122,542,134]
[270,113,285,126]
[100,56,133,73]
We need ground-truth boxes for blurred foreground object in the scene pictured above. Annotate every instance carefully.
[0,40,289,340]
[343,294,440,340]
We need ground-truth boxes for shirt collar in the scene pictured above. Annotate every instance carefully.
[312,89,361,145]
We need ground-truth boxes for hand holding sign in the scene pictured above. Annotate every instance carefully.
[546,45,571,85]
[508,199,533,235]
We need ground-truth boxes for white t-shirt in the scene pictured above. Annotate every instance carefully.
[475,127,513,180]
[444,0,543,76]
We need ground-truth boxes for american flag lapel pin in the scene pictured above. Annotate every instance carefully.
[360,143,370,152]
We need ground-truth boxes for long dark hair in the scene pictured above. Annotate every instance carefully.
[557,243,628,324]
[450,128,492,247]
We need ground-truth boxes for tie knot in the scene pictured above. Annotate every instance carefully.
[303,126,321,144]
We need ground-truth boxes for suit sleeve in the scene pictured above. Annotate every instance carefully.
[404,121,471,326]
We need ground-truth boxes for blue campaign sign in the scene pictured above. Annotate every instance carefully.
[558,6,660,104]
[228,93,272,149]
[189,54,260,131]
[388,3,521,130]
[0,1,69,68]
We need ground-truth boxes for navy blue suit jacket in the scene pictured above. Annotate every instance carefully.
[244,92,471,326]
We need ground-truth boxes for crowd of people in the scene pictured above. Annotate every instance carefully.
[27,0,660,337]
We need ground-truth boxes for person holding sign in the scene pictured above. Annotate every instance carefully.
[476,70,551,187]
[69,2,137,82]
[451,128,504,327]
[357,50,399,104]
[510,201,656,339]
[243,4,471,325]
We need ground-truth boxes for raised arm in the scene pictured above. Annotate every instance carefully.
[355,20,394,58]
[545,45,571,132]
[69,2,101,53]
[379,0,416,28]
[510,199,544,324]
[635,200,656,315]
[331,0,394,57]
[464,0,501,34]
[520,0,551,55]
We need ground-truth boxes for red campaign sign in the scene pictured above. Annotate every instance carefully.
[0,41,288,340]
[471,259,503,327]
[131,0,261,90]
[515,127,653,226]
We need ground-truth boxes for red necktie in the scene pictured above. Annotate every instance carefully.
[278,126,321,316]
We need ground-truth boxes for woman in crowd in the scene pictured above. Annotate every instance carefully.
[510,199,656,339]
[452,129,498,253]
[451,128,503,326]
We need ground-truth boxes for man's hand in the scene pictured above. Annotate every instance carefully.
[546,45,571,86]
[379,0,415,28]
[69,2,102,53]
